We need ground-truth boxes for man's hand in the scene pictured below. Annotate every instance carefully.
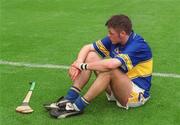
[68,61,81,81]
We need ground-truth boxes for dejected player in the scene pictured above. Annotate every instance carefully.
[44,14,153,118]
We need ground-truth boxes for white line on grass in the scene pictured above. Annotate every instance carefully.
[0,60,69,69]
[0,60,180,79]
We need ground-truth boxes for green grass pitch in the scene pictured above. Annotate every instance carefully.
[0,0,180,125]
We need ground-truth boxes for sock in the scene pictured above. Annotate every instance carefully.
[65,86,81,102]
[73,96,89,111]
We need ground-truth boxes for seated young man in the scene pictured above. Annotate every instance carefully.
[44,14,153,119]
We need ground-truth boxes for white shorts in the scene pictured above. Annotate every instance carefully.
[106,82,150,109]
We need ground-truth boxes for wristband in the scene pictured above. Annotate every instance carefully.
[79,63,88,70]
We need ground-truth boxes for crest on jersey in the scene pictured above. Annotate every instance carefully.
[114,47,121,54]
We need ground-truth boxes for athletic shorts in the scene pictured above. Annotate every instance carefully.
[106,82,150,109]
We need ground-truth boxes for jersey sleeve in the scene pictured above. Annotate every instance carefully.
[93,36,112,58]
[115,41,152,72]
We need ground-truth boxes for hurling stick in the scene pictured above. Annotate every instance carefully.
[16,81,36,114]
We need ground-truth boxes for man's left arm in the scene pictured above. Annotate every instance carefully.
[74,58,122,72]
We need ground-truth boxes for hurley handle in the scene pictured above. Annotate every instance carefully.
[22,81,36,103]
[29,81,36,91]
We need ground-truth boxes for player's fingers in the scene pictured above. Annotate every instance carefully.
[70,68,77,80]
[69,66,76,78]
[71,71,77,81]
[72,70,80,81]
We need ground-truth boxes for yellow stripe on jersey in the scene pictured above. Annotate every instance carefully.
[117,54,133,71]
[127,59,153,79]
[96,40,110,57]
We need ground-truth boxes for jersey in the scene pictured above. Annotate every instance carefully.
[93,32,153,98]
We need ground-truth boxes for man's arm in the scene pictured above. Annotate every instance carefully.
[87,58,121,71]
[76,58,122,72]
[76,44,95,63]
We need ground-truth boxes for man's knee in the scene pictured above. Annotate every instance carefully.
[110,69,126,78]
[98,71,111,79]
[85,52,101,63]
[96,69,124,78]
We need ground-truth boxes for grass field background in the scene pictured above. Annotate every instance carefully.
[0,0,180,125]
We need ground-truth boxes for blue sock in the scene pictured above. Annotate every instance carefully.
[65,86,81,102]
[74,96,89,111]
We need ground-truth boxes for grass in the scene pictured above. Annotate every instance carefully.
[0,0,180,125]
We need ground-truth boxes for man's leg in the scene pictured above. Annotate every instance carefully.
[50,69,132,118]
[61,52,103,102]
[44,52,102,110]
[78,69,132,104]
[49,71,112,118]
[74,69,132,111]
[70,70,132,117]
[73,52,102,90]
[63,52,102,103]
[63,51,103,101]
[109,69,132,106]
[83,72,111,101]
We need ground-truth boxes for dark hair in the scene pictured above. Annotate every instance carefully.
[105,14,132,35]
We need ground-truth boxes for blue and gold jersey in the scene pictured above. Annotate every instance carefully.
[93,32,153,98]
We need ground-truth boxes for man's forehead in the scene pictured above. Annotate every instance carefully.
[108,28,117,33]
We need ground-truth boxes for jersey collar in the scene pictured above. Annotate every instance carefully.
[124,31,135,46]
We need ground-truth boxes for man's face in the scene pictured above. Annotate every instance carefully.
[107,27,126,44]
[107,27,121,44]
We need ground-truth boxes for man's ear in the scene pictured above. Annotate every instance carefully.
[119,31,127,37]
